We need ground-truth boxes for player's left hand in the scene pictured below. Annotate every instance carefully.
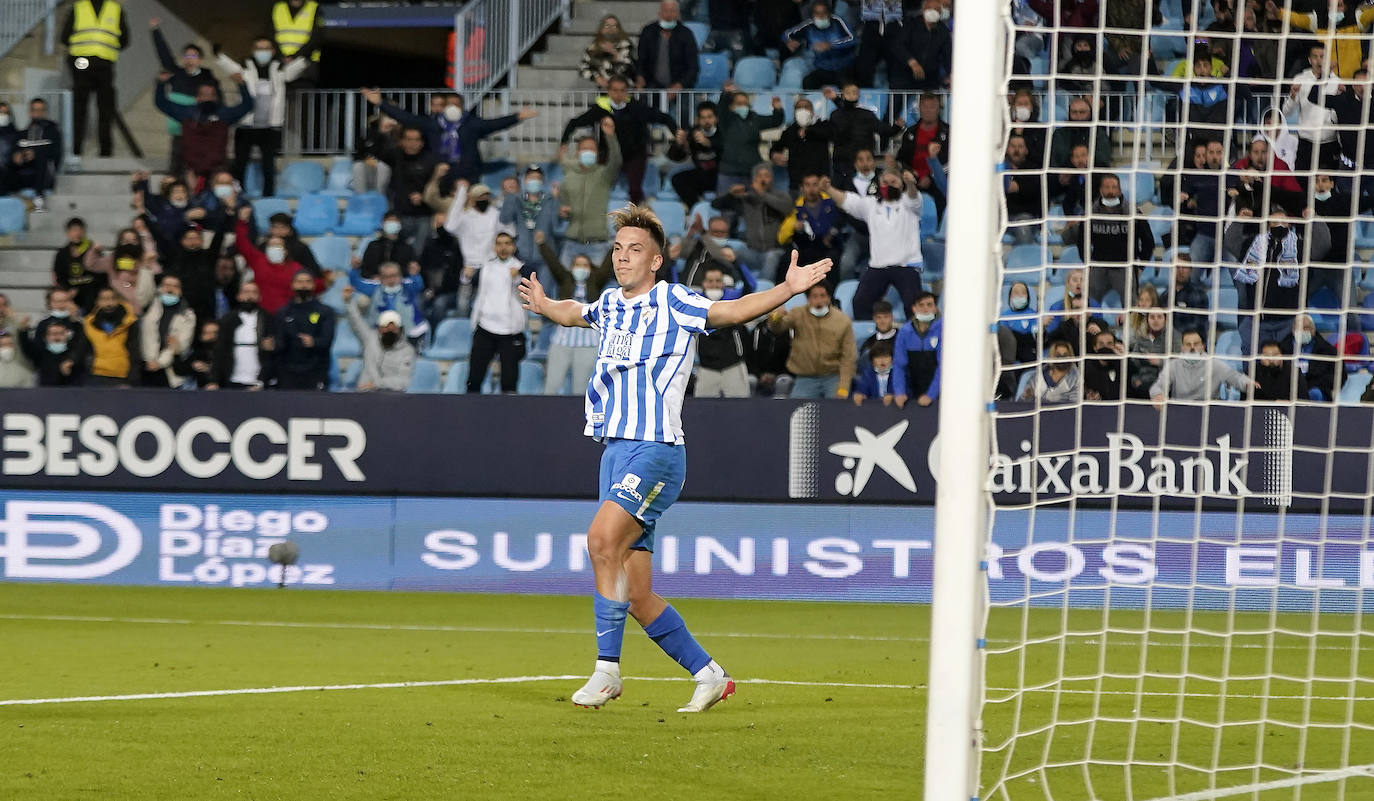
[782,250,832,296]
[518,274,547,314]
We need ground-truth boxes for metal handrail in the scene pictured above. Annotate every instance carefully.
[452,0,570,99]
[0,0,59,62]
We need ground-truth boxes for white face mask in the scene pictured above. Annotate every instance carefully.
[915,311,936,323]
[1009,295,1029,310]
[254,50,274,66]
[443,105,463,122]
[170,198,188,209]
[1182,350,1205,362]
[704,287,725,301]
[1297,329,1313,345]
[266,246,286,264]
[1315,190,1332,201]
[1013,105,1032,122]
[382,220,403,236]
[213,184,234,199]
[709,235,728,247]
[813,16,831,28]
[702,126,717,136]
[0,346,13,362]
[0,114,10,127]
[1101,196,1122,207]
[794,108,814,127]
[923,8,941,23]
[609,100,627,110]
[857,170,875,181]
[572,266,592,282]
[809,305,830,317]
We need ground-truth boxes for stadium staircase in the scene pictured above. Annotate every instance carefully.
[520,0,659,90]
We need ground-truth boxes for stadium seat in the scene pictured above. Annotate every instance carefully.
[734,56,776,91]
[0,197,26,234]
[331,322,362,359]
[784,292,808,310]
[752,94,789,124]
[322,156,354,196]
[517,361,545,395]
[427,318,473,360]
[338,359,363,391]
[1216,286,1239,329]
[243,161,264,199]
[319,275,348,313]
[1125,171,1157,205]
[653,200,687,239]
[1215,330,1242,356]
[697,54,731,89]
[310,235,354,274]
[1308,286,1345,332]
[249,197,292,225]
[921,238,944,281]
[1005,244,1046,271]
[1338,369,1372,404]
[688,199,716,230]
[1354,217,1374,249]
[685,21,710,48]
[754,279,774,292]
[835,279,859,314]
[293,193,338,236]
[777,57,808,90]
[919,194,939,240]
[1057,246,1082,265]
[337,192,388,237]
[354,235,376,262]
[278,161,326,198]
[804,92,834,119]
[1015,369,1036,400]
[1360,294,1374,332]
[1042,285,1066,310]
[440,361,469,393]
[858,90,888,117]
[852,320,876,344]
[406,359,443,393]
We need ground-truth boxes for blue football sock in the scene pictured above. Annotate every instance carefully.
[643,604,711,675]
[593,592,630,662]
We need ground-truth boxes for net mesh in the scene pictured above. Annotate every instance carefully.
[979,0,1374,798]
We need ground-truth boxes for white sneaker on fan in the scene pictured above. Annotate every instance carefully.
[677,660,735,713]
[571,660,622,709]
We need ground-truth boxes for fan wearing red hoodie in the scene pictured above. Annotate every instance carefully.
[234,205,321,313]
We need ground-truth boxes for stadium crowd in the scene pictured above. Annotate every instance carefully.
[3,0,1374,404]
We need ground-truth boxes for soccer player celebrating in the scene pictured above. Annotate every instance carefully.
[519,205,831,712]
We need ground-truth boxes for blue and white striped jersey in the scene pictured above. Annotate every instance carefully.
[581,281,714,444]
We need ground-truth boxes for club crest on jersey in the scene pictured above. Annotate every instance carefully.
[612,472,643,501]
[641,308,656,326]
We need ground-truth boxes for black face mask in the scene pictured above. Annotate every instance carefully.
[474,199,491,213]
[1271,225,1289,239]
[294,289,313,302]
[879,185,903,201]
[114,243,141,261]
[198,101,218,114]
[380,331,401,348]
[238,300,259,313]
[1073,49,1093,62]
[97,306,124,323]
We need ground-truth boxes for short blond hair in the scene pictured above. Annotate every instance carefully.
[608,203,666,253]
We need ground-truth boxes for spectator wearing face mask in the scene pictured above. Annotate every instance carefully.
[361,89,537,185]
[34,287,89,360]
[1151,329,1256,403]
[191,170,243,233]
[892,292,942,408]
[1292,313,1341,401]
[358,210,419,280]
[258,211,324,278]
[160,211,231,326]
[1232,209,1309,354]
[5,98,62,211]
[851,340,897,406]
[155,73,254,190]
[1066,173,1155,305]
[52,216,109,312]
[468,231,535,393]
[1127,310,1179,399]
[1308,172,1354,301]
[997,282,1037,396]
[0,329,36,388]
[210,281,271,390]
[635,0,699,92]
[775,99,833,190]
[139,273,196,388]
[671,215,753,292]
[235,204,313,313]
[419,211,466,329]
[895,0,952,90]
[537,230,613,395]
[1251,339,1308,401]
[711,164,792,281]
[150,20,219,175]
[693,266,752,398]
[172,319,219,389]
[271,270,335,390]
[83,286,139,386]
[347,260,428,346]
[783,2,857,90]
[25,322,87,386]
[218,37,308,199]
[500,165,560,288]
[445,181,514,295]
[822,171,924,320]
[1020,339,1081,403]
[768,282,855,399]
[667,102,723,207]
[131,173,193,250]
[340,287,415,392]
[559,118,622,267]
[1083,328,1127,401]
[562,77,677,204]
[715,83,785,193]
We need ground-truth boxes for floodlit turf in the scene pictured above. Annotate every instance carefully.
[4,584,1373,800]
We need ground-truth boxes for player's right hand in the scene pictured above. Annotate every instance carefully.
[518,275,546,314]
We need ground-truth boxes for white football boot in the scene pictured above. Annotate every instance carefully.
[677,660,736,713]
[571,660,623,709]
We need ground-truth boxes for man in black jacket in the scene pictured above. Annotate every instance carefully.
[385,127,438,252]
[774,97,833,190]
[636,1,699,92]
[210,281,272,390]
[9,98,63,209]
[667,102,722,206]
[561,77,677,203]
[358,210,419,279]
[824,83,902,184]
[52,217,107,311]
[1070,173,1156,304]
[363,89,535,185]
[693,266,751,397]
[271,270,335,390]
[420,212,465,329]
[162,216,230,326]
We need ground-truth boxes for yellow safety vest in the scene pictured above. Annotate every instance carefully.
[273,1,320,63]
[68,0,122,63]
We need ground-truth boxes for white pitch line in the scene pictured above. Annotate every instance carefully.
[4,613,1372,652]
[0,675,917,706]
[1138,763,1374,801]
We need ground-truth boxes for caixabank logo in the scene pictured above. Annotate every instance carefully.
[787,404,921,500]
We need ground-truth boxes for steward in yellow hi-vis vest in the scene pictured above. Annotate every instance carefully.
[271,0,324,90]
[61,0,128,160]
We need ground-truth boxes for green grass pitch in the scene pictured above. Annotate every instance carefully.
[3,584,1373,800]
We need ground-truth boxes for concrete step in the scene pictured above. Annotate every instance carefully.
[516,65,600,91]
[531,50,585,70]
[53,171,140,196]
[571,0,660,28]
[2,288,48,315]
[0,248,58,272]
[542,35,597,58]
[26,211,136,239]
[44,192,135,214]
[69,156,155,174]
[0,269,50,288]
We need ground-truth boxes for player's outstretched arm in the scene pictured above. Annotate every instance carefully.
[519,275,591,328]
[706,251,832,327]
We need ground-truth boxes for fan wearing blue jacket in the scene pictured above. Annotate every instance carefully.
[347,260,429,348]
[892,291,941,408]
[783,2,858,90]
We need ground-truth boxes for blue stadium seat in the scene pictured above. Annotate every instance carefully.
[921,238,944,281]
[249,197,292,226]
[517,361,545,394]
[310,235,354,274]
[1042,285,1066,310]
[293,193,338,236]
[427,318,473,360]
[406,359,443,393]
[338,360,363,391]
[1361,294,1374,332]
[1308,286,1345,331]
[697,54,732,89]
[1215,330,1243,356]
[1216,286,1239,329]
[858,90,888,117]
[733,56,776,91]
[1057,245,1082,265]
[441,361,469,393]
[752,94,789,124]
[1338,370,1372,404]
[777,57,808,90]
[754,279,774,292]
[1355,218,1374,249]
[1125,171,1157,205]
[804,92,834,119]
[322,156,354,197]
[0,197,26,234]
[331,322,362,358]
[653,200,687,239]
[852,320,876,345]
[243,162,264,199]
[1005,244,1046,271]
[685,21,710,48]
[835,278,859,314]
[784,292,808,310]
[338,192,388,237]
[319,276,348,313]
[919,193,938,240]
[279,161,326,198]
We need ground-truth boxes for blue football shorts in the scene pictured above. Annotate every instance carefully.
[598,438,686,552]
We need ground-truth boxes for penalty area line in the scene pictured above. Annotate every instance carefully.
[1139,763,1374,801]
